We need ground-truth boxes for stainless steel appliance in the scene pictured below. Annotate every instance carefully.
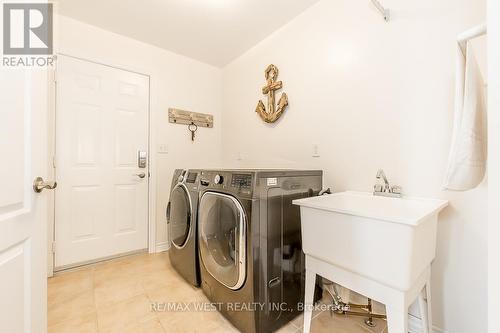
[167,169,201,286]
[197,169,322,333]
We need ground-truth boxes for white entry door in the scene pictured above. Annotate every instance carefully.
[0,69,48,332]
[55,55,149,269]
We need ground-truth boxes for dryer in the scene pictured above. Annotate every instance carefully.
[197,169,322,333]
[167,169,201,286]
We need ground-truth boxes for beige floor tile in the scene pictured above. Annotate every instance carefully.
[221,321,242,333]
[275,322,300,333]
[291,302,328,329]
[48,290,95,326]
[48,268,93,307]
[94,274,145,309]
[100,317,165,333]
[146,282,205,310]
[128,252,171,272]
[140,266,185,292]
[291,313,305,329]
[310,311,352,333]
[47,312,97,333]
[96,294,157,332]
[157,311,191,333]
[159,310,235,333]
[92,257,141,284]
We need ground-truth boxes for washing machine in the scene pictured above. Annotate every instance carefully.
[197,169,322,333]
[167,169,201,287]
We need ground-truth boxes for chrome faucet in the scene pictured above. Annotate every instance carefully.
[374,169,402,198]
[376,169,390,192]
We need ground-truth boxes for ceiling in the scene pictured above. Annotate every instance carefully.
[56,0,321,67]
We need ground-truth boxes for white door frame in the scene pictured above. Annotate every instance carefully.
[47,53,156,276]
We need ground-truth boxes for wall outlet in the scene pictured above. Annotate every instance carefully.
[158,143,169,154]
[312,144,320,157]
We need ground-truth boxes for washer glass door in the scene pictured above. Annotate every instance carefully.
[198,192,246,290]
[169,184,192,248]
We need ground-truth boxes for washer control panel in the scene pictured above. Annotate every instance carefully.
[199,171,253,197]
[231,174,252,189]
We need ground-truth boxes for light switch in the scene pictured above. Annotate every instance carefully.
[158,144,169,154]
[312,144,320,158]
[237,152,246,161]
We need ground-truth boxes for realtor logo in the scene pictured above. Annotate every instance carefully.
[3,3,53,55]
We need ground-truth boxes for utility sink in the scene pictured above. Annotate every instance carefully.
[293,191,448,291]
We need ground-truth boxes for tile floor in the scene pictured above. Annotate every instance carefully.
[48,252,388,333]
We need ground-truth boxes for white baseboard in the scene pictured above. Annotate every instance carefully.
[155,241,170,253]
[408,314,447,333]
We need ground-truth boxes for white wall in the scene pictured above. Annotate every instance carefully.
[55,15,223,247]
[55,2,489,331]
[488,0,499,332]
[221,0,487,332]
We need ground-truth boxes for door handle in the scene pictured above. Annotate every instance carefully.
[135,173,146,179]
[33,177,57,193]
[268,277,281,288]
[166,202,171,223]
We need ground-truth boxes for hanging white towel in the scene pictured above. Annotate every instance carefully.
[443,41,487,191]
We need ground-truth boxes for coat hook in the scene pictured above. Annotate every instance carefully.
[371,0,390,22]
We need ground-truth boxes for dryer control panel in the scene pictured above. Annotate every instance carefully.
[185,172,198,184]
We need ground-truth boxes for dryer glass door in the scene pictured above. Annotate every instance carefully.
[198,192,246,290]
[169,184,192,248]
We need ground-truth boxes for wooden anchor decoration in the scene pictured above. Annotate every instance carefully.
[256,64,289,123]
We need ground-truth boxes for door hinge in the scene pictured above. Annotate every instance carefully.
[52,156,56,168]
[52,241,56,254]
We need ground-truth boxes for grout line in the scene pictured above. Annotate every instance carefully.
[290,307,328,330]
[157,314,168,333]
[47,268,97,327]
[137,256,167,333]
[48,253,167,332]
